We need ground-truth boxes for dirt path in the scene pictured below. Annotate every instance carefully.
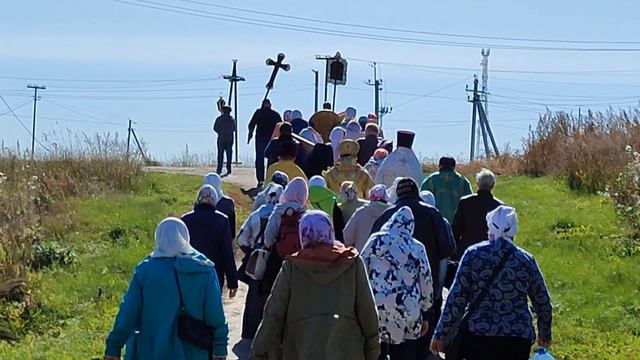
[147,166,257,359]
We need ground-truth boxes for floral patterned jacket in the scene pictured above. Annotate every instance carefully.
[361,206,434,344]
[434,238,553,344]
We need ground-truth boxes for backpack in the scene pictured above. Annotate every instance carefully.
[275,208,304,257]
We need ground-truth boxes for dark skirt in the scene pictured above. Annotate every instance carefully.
[241,279,268,339]
[460,331,532,360]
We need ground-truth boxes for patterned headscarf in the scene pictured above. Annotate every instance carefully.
[299,210,336,249]
[368,184,388,202]
[380,206,415,238]
[271,171,289,187]
[265,183,284,205]
[280,177,309,205]
[339,181,358,202]
[150,217,195,258]
[196,184,218,207]
[203,172,223,203]
[308,175,327,188]
[487,205,518,241]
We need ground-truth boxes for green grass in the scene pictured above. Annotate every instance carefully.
[0,174,639,359]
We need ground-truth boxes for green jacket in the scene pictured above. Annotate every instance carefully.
[309,186,337,217]
[250,247,380,360]
[420,170,472,222]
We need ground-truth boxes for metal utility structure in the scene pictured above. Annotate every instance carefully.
[475,49,491,156]
[312,70,319,112]
[467,76,499,161]
[27,84,46,158]
[126,118,148,163]
[315,54,334,103]
[223,60,245,164]
[366,62,383,122]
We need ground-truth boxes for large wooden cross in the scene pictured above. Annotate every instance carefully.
[264,52,290,100]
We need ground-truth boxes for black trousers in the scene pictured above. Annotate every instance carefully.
[460,332,531,360]
[379,339,416,360]
[217,141,233,174]
[254,137,269,183]
[241,279,268,339]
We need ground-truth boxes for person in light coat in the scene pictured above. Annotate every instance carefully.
[343,184,389,251]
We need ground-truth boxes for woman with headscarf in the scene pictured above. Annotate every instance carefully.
[337,181,368,224]
[345,120,364,141]
[361,207,433,360]
[250,211,380,360]
[329,127,346,165]
[261,177,309,294]
[364,148,388,182]
[430,206,553,360]
[104,218,229,360]
[237,183,284,340]
[204,172,236,238]
[252,171,289,211]
[308,175,345,242]
[182,185,238,298]
[343,184,389,251]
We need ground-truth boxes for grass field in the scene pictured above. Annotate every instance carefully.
[0,173,638,359]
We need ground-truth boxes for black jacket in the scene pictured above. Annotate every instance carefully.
[371,195,456,290]
[357,135,380,166]
[303,144,334,178]
[451,190,503,260]
[181,204,238,289]
[213,114,236,143]
[248,108,282,141]
[216,196,237,239]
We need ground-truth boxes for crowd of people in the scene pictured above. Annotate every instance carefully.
[104,100,553,360]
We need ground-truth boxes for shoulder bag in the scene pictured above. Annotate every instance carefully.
[445,245,516,360]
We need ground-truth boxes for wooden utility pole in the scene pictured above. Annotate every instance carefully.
[27,84,46,158]
[223,60,245,164]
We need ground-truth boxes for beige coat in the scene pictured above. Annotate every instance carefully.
[343,201,390,251]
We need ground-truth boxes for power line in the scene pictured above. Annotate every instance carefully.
[109,0,640,52]
[176,0,640,46]
[0,94,52,153]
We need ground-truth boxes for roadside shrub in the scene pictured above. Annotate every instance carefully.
[31,242,77,270]
[521,109,640,193]
[608,146,640,255]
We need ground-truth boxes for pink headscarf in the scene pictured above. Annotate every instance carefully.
[299,210,337,249]
[280,177,309,205]
[373,148,388,161]
[368,184,388,202]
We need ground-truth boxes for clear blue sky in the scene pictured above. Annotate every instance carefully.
[2,0,640,162]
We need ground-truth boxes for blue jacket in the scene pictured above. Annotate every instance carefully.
[105,254,229,359]
[434,238,552,343]
[182,205,238,290]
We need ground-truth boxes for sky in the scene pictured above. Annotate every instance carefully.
[2,0,640,163]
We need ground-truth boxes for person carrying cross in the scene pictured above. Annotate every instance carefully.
[248,99,282,187]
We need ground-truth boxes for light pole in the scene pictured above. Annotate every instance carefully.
[27,84,46,158]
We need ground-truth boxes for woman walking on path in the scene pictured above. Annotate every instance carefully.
[104,217,229,360]
[236,183,284,340]
[430,205,553,360]
[204,172,237,239]
[343,184,389,251]
[250,211,380,360]
[361,206,433,360]
[181,185,238,298]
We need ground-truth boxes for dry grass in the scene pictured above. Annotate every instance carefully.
[521,108,640,193]
[0,133,143,291]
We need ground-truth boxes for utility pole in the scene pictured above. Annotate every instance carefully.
[312,70,319,112]
[27,84,46,158]
[467,76,499,161]
[223,60,245,164]
[126,118,132,158]
[315,54,334,103]
[477,49,490,157]
[366,62,383,121]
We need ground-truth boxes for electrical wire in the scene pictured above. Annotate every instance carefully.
[109,0,640,52]
[177,0,640,46]
[0,95,53,152]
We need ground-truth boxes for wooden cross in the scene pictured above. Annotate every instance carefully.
[264,52,290,100]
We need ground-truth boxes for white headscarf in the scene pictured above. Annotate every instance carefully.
[150,217,195,258]
[309,175,327,188]
[280,177,309,205]
[486,205,518,241]
[196,184,218,207]
[345,120,363,141]
[203,172,224,203]
[419,190,436,207]
[329,127,346,164]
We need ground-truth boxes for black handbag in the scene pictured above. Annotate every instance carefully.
[173,266,215,358]
[445,246,516,360]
